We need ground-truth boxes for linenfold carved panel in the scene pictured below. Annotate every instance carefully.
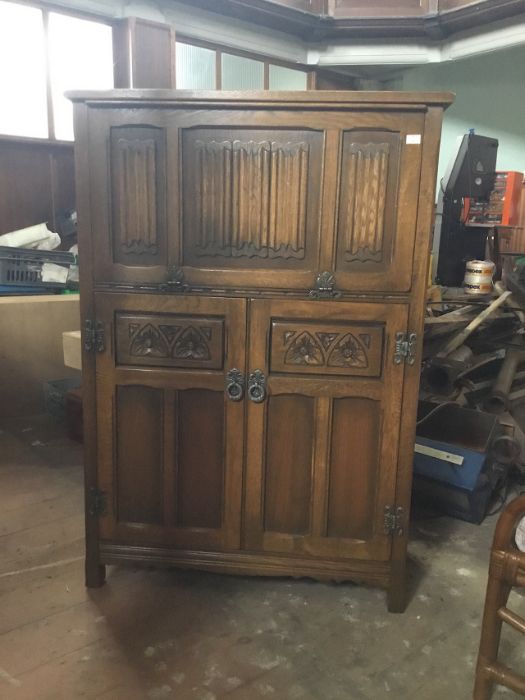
[337,130,401,268]
[111,126,167,266]
[270,320,384,377]
[182,129,322,268]
[115,312,224,369]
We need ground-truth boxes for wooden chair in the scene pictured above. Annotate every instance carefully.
[474,495,525,699]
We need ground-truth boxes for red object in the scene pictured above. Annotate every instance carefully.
[462,171,524,227]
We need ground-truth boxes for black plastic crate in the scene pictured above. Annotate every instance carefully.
[43,377,82,421]
[0,246,75,288]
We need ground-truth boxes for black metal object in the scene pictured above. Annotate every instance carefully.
[84,320,105,353]
[87,487,107,517]
[422,344,473,395]
[384,505,404,536]
[225,368,245,402]
[0,245,75,289]
[436,133,498,287]
[394,331,417,366]
[248,370,266,403]
[485,348,525,414]
[413,402,508,524]
[308,271,340,299]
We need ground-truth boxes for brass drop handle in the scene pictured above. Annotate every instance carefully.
[248,370,267,403]
[225,368,245,402]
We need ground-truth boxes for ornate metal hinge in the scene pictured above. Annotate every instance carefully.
[84,320,105,353]
[163,266,188,293]
[87,487,107,517]
[384,505,404,536]
[308,271,340,299]
[394,332,417,366]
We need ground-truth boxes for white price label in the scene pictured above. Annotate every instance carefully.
[406,134,422,145]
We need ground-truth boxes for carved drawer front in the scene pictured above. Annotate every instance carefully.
[269,320,384,377]
[115,313,224,369]
[181,128,323,270]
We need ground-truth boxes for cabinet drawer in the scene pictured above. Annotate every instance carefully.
[115,312,224,369]
[269,319,384,377]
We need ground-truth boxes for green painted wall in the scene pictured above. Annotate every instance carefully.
[398,44,525,187]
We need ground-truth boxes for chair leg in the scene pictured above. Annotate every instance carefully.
[473,668,494,700]
[474,559,512,700]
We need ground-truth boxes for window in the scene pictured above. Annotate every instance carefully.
[0,1,48,138]
[269,64,308,90]
[175,39,309,91]
[0,1,113,141]
[176,42,216,89]
[221,53,264,90]
[48,13,113,141]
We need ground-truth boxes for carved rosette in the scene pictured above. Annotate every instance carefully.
[129,323,212,361]
[283,329,370,369]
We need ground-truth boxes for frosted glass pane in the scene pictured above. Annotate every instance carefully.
[49,13,113,141]
[221,53,264,90]
[0,2,48,138]
[269,65,307,91]
[176,42,215,89]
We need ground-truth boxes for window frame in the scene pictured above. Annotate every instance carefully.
[0,0,113,145]
[0,1,316,145]
[176,34,315,90]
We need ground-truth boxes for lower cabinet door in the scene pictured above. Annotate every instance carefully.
[94,292,246,551]
[244,298,408,562]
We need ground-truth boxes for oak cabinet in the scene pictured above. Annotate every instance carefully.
[71,90,452,611]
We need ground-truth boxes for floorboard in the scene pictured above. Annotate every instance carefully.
[0,414,523,699]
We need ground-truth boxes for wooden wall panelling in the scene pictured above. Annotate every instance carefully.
[0,139,75,235]
[439,0,478,10]
[113,18,175,89]
[328,0,431,16]
[313,70,357,90]
[175,0,525,39]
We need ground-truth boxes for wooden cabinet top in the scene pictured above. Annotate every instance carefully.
[67,89,455,109]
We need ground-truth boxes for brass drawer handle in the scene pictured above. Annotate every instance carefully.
[225,368,245,402]
[248,370,266,403]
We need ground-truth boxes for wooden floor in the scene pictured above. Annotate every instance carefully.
[1,414,524,700]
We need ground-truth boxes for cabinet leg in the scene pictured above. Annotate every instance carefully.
[387,565,407,613]
[85,560,106,588]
